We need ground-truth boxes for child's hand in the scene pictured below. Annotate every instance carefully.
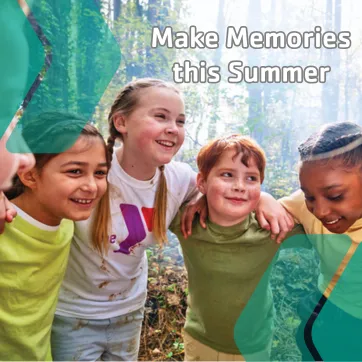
[256,192,294,244]
[181,195,207,238]
[0,192,17,234]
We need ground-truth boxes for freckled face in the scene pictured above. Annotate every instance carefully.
[299,159,362,233]
[116,87,186,174]
[197,149,262,227]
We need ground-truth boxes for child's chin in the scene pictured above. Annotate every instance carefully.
[67,211,93,221]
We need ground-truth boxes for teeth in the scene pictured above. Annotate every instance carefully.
[325,218,341,225]
[157,140,174,147]
[73,199,92,204]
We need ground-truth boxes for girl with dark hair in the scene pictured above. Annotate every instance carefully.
[0,112,110,361]
[260,121,362,360]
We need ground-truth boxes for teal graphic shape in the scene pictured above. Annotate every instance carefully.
[0,0,44,139]
[312,242,362,361]
[234,234,352,361]
[8,0,121,153]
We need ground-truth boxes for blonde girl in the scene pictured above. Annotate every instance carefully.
[51,79,198,361]
[50,79,293,361]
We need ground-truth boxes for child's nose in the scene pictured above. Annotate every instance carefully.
[233,178,245,191]
[313,201,330,219]
[81,176,98,193]
[165,122,179,135]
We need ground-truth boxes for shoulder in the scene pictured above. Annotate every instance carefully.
[249,212,274,239]
[164,161,197,198]
[279,190,307,224]
[165,161,196,179]
[59,219,74,239]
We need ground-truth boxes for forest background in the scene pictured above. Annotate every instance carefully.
[21,0,362,360]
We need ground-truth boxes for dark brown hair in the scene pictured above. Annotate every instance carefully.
[5,111,111,254]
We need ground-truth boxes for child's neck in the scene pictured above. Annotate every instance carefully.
[208,212,248,227]
[116,147,157,181]
[12,192,61,227]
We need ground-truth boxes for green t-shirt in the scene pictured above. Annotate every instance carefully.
[0,210,74,361]
[170,211,304,355]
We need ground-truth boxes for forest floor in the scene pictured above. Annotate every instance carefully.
[139,236,188,361]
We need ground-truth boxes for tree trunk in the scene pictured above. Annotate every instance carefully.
[322,0,340,123]
[207,0,225,140]
[246,0,263,145]
[113,0,121,20]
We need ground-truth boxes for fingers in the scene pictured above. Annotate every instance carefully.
[180,206,190,239]
[285,212,295,230]
[275,214,295,244]
[4,196,16,220]
[268,218,280,241]
[5,209,16,223]
[0,192,16,234]
[199,205,207,229]
[181,204,198,239]
[255,210,270,231]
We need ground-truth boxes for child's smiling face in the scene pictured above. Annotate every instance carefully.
[21,136,109,226]
[114,87,185,177]
[299,159,362,233]
[197,149,261,227]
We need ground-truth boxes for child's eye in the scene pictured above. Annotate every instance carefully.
[95,170,108,177]
[246,176,258,182]
[177,119,186,126]
[221,172,232,177]
[155,114,166,119]
[328,194,343,201]
[67,169,82,175]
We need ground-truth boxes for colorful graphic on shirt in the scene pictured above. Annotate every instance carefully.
[111,204,154,255]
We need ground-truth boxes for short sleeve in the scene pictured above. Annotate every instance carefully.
[279,189,306,224]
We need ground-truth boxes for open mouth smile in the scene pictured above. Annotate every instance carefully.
[323,217,342,225]
[70,198,95,205]
[156,140,175,147]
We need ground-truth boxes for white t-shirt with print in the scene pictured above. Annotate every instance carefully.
[56,150,197,319]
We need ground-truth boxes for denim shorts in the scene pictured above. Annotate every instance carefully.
[51,307,144,361]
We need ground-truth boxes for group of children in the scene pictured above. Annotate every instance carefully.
[1,77,362,361]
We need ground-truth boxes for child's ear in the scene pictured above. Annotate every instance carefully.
[196,173,206,195]
[113,113,127,135]
[17,169,38,190]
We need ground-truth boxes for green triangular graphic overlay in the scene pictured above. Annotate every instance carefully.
[312,242,362,361]
[7,0,121,153]
[234,234,351,361]
[0,0,43,139]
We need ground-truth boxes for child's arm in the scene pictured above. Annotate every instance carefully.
[278,189,305,225]
[180,195,207,238]
[181,191,295,242]
[0,192,17,233]
[255,192,295,243]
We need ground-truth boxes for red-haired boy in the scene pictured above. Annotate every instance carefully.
[170,135,304,361]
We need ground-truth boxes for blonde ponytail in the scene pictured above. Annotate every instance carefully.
[92,187,111,254]
[153,166,168,245]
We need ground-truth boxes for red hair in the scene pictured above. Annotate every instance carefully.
[197,134,266,183]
